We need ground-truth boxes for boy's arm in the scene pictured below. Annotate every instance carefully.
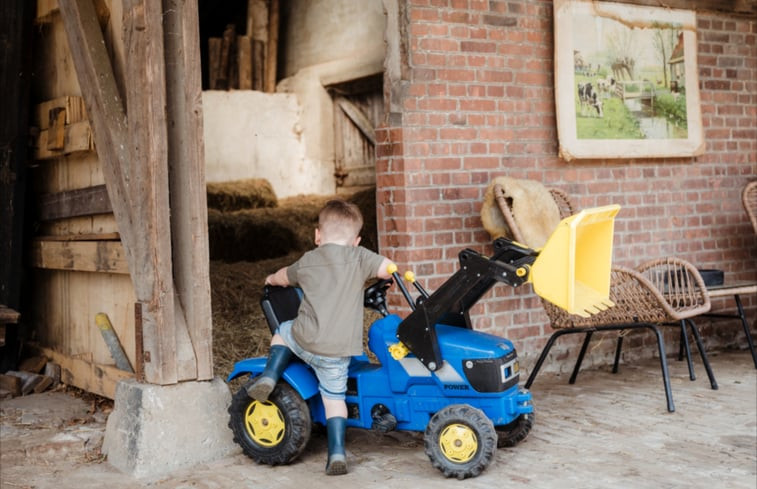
[376,258,394,280]
[265,267,290,286]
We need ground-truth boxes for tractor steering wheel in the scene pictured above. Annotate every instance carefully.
[364,278,393,316]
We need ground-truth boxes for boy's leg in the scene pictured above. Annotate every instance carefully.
[323,397,348,476]
[246,333,292,401]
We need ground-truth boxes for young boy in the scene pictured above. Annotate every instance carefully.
[248,199,393,475]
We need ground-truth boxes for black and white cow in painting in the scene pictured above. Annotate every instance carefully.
[596,77,616,98]
[577,82,603,118]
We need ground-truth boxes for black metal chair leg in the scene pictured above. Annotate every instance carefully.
[679,319,696,381]
[525,329,573,388]
[685,318,718,390]
[612,335,623,374]
[569,331,594,384]
[734,295,757,369]
[649,324,675,413]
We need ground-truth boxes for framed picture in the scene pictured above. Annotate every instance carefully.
[554,0,704,161]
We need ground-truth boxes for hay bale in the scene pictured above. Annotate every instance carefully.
[207,204,320,262]
[207,178,278,211]
[207,188,379,262]
[349,187,378,252]
[209,188,382,383]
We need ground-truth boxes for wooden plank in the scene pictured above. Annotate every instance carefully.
[265,0,279,92]
[253,40,264,91]
[35,0,58,24]
[336,97,376,144]
[208,37,221,89]
[35,120,94,159]
[38,184,112,221]
[36,232,120,241]
[33,346,133,400]
[237,35,252,90]
[29,240,129,274]
[0,305,20,323]
[0,373,22,397]
[19,355,48,373]
[218,24,235,90]
[34,96,88,130]
[163,0,214,380]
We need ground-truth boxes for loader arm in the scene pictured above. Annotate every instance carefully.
[396,204,620,372]
[396,245,534,371]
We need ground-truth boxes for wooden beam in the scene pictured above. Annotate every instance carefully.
[58,0,135,255]
[32,346,133,400]
[38,184,111,221]
[599,0,757,16]
[163,0,214,380]
[35,232,120,241]
[336,97,376,145]
[122,0,178,385]
[29,239,129,274]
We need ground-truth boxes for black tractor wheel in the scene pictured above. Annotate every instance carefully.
[228,379,312,465]
[424,404,497,479]
[495,412,534,448]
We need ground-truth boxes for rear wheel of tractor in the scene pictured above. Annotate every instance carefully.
[495,412,534,448]
[424,404,497,479]
[228,379,311,465]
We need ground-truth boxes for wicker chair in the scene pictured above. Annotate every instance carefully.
[743,180,757,235]
[491,183,713,412]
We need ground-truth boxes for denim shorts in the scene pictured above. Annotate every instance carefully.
[277,320,350,400]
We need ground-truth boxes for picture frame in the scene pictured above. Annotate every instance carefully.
[553,0,704,161]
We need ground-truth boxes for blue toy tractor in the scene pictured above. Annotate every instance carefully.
[227,206,619,479]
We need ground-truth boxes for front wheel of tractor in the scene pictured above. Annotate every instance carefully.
[424,404,497,479]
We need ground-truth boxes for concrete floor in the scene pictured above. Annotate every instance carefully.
[1,350,755,489]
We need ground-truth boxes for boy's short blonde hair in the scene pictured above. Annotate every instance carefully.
[318,199,363,243]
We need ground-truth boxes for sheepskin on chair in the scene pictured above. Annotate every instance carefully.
[480,176,561,249]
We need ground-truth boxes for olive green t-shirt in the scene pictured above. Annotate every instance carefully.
[286,243,386,357]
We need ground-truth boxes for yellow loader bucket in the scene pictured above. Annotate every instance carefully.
[530,204,620,317]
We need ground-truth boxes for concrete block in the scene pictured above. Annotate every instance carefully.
[102,377,240,479]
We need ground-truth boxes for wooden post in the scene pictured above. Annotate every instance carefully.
[122,0,179,385]
[163,0,214,380]
[265,0,279,93]
[59,0,213,386]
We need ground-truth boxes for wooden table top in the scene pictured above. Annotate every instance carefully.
[706,280,757,298]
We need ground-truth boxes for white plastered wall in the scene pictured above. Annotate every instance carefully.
[201,0,386,199]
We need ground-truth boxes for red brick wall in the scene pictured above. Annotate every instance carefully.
[376,0,757,371]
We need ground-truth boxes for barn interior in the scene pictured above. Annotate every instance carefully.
[1,0,386,395]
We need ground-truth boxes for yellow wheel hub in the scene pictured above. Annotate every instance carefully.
[439,423,478,463]
[244,400,286,447]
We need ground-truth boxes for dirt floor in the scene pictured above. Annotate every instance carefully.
[1,350,755,489]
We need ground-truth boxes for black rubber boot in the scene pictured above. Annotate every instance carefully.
[325,416,348,475]
[246,345,292,401]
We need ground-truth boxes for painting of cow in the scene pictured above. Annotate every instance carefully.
[577,82,603,117]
